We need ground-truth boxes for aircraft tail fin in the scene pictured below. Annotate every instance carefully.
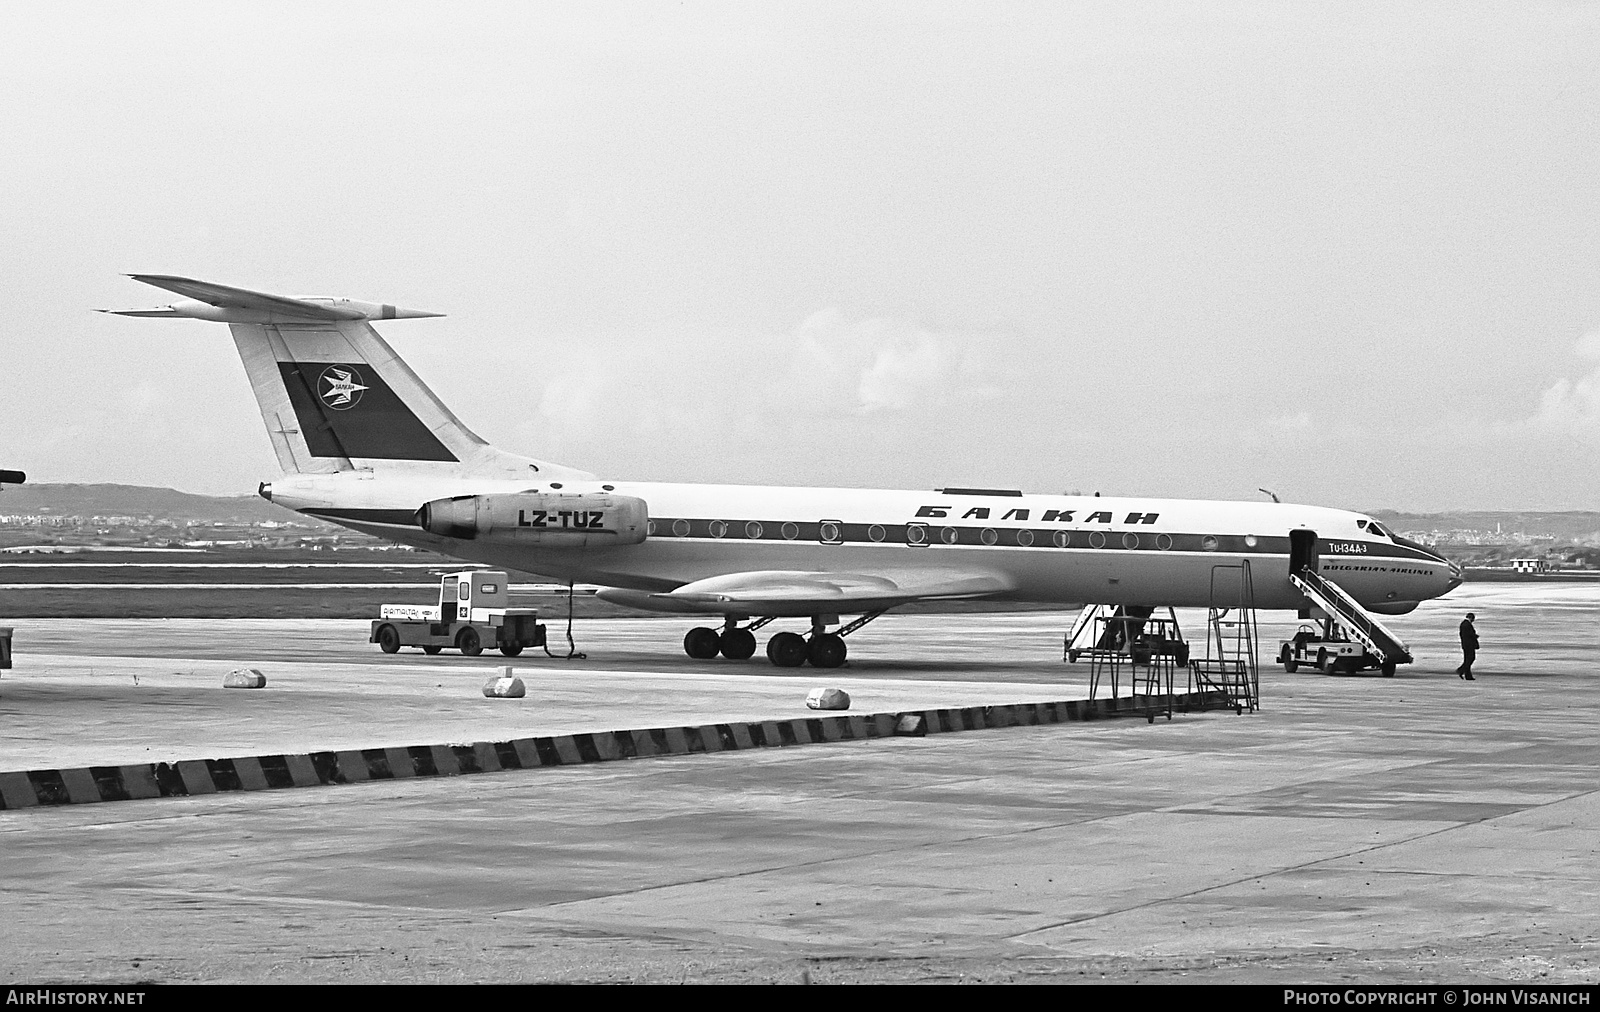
[109,275,587,480]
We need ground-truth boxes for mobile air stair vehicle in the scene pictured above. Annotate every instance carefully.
[1277,530,1414,677]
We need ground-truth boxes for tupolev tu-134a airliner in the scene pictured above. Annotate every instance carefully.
[106,275,1462,669]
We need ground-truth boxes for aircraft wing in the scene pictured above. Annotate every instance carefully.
[595,568,1015,616]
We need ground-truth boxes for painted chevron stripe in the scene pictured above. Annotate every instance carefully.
[0,691,1231,810]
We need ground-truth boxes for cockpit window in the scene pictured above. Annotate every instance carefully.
[1366,521,1386,537]
[1356,519,1368,530]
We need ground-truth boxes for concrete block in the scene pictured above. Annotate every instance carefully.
[510,738,543,768]
[894,713,927,737]
[232,758,270,791]
[483,667,525,698]
[284,754,321,787]
[0,772,39,809]
[332,750,369,782]
[223,668,267,689]
[428,745,460,776]
[118,766,162,800]
[383,747,416,778]
[175,760,217,794]
[658,727,687,754]
[629,729,665,757]
[806,687,851,711]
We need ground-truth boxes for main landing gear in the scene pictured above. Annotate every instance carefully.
[682,612,883,669]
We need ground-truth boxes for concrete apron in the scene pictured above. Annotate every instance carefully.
[0,690,1232,809]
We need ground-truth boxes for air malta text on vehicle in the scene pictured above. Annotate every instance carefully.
[914,505,1162,525]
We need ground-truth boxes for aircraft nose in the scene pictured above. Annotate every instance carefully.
[1445,559,1463,592]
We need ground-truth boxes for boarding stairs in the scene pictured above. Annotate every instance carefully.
[1288,569,1413,669]
[1188,561,1260,713]
[1064,604,1154,662]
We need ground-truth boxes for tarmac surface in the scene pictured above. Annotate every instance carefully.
[1,584,1597,984]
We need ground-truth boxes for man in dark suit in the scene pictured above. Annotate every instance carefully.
[1456,613,1479,680]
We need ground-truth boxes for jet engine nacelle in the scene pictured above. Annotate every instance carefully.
[417,493,649,546]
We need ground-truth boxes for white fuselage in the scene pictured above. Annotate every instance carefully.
[266,471,1461,618]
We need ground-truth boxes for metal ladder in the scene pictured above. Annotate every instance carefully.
[1188,561,1260,713]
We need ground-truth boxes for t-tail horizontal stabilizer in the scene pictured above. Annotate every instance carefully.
[101,274,443,324]
[104,274,592,482]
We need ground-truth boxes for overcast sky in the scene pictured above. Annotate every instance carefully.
[3,2,1598,511]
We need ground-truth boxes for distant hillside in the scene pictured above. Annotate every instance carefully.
[0,483,317,525]
[1371,510,1600,542]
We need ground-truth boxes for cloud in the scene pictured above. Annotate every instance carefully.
[499,309,1011,477]
[1533,330,1600,443]
[788,310,1003,415]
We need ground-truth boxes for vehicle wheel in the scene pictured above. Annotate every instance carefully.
[807,632,847,669]
[719,628,757,660]
[684,626,721,659]
[1174,643,1189,667]
[1283,660,1299,674]
[456,626,482,657]
[422,645,442,655]
[377,624,400,654]
[1381,659,1396,678]
[766,631,808,668]
[1316,648,1329,672]
[500,643,524,657]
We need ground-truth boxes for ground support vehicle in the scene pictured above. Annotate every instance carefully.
[1278,619,1394,676]
[370,570,546,657]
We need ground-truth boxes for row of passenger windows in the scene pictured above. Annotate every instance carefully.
[648,519,1199,550]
